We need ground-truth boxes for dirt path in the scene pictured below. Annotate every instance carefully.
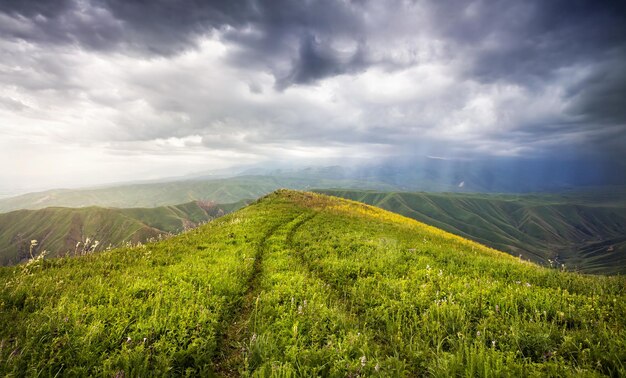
[211,216,298,376]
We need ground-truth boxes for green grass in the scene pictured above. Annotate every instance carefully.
[317,189,626,275]
[0,200,249,266]
[1,190,624,376]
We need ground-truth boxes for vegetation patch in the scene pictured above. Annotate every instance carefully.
[1,190,624,376]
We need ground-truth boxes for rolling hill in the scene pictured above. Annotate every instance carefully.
[0,200,248,266]
[1,190,624,376]
[0,175,395,213]
[317,189,626,274]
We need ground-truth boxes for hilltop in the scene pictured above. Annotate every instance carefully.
[1,190,624,376]
[318,189,626,275]
[0,200,248,266]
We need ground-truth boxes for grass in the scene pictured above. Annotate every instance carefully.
[317,189,626,274]
[1,190,625,376]
[0,200,249,266]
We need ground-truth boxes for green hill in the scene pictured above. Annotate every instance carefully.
[0,175,394,213]
[1,190,624,376]
[316,189,626,275]
[0,200,248,266]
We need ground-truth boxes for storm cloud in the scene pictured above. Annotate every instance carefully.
[0,0,624,191]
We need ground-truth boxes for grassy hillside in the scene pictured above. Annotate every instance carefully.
[1,190,624,376]
[0,200,248,266]
[0,175,394,213]
[317,189,626,275]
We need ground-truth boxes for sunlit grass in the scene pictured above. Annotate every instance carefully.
[1,190,624,376]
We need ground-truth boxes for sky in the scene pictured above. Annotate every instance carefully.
[0,0,625,193]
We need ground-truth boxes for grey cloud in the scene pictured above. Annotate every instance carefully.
[2,0,625,88]
[1,0,625,175]
[275,34,367,88]
[428,0,626,83]
[0,96,29,111]
[0,0,381,87]
[565,56,626,125]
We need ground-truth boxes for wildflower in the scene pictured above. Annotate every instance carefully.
[492,340,496,347]
[525,282,532,287]
[476,331,481,337]
[360,355,367,367]
[126,337,131,343]
[143,337,147,343]
[495,304,500,313]
[297,305,303,315]
[251,333,257,343]
[375,363,380,372]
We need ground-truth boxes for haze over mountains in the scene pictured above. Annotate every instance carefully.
[2,158,625,212]
[0,165,623,275]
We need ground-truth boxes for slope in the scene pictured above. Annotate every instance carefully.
[317,189,626,275]
[0,175,395,213]
[0,200,248,266]
[1,190,624,376]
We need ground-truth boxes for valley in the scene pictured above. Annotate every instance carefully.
[0,200,248,266]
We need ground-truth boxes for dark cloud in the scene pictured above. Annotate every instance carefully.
[275,34,367,88]
[565,55,626,124]
[1,0,625,188]
[428,0,626,81]
[425,0,626,132]
[4,0,624,88]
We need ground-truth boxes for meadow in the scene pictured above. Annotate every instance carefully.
[318,189,626,275]
[1,190,624,376]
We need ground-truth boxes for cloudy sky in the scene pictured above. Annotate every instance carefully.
[1,0,625,193]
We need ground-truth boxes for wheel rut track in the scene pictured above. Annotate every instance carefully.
[284,211,398,358]
[211,214,301,377]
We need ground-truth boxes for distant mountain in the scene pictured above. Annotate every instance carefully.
[318,188,626,274]
[2,157,624,213]
[0,175,395,213]
[239,158,626,193]
[0,200,248,266]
